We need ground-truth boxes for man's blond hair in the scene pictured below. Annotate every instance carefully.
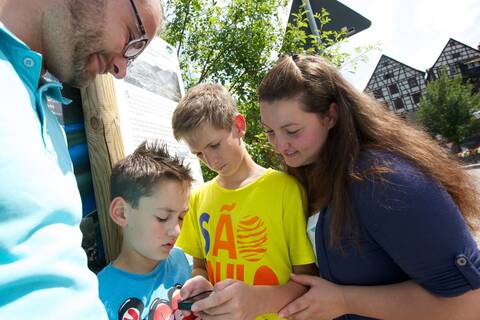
[172,83,237,140]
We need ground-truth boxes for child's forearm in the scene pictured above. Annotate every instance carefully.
[253,263,317,314]
[191,257,209,279]
[251,263,317,315]
[191,267,209,279]
[255,263,318,313]
[252,280,309,314]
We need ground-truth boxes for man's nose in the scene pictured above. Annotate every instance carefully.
[108,55,129,79]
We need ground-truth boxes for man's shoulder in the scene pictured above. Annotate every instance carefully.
[0,56,20,84]
[0,53,31,103]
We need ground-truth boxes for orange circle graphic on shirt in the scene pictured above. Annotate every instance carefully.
[253,265,279,285]
[236,215,267,262]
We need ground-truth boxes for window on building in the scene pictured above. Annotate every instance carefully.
[449,64,457,75]
[373,89,384,99]
[383,73,393,80]
[393,98,405,111]
[451,52,461,59]
[407,77,418,88]
[388,83,399,95]
[411,92,421,105]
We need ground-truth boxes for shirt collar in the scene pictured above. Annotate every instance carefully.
[0,22,43,90]
[0,22,71,104]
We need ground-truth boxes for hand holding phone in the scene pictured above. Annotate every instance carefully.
[178,290,213,311]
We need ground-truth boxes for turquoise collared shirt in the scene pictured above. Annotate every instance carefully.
[0,23,108,319]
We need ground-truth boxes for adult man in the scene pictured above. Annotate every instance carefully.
[0,0,163,318]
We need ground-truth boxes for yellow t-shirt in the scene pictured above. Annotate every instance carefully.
[176,168,315,320]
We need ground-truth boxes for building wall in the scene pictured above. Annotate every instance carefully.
[365,55,426,117]
[365,39,480,124]
[427,39,480,82]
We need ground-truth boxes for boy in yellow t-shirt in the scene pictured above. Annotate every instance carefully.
[172,84,316,319]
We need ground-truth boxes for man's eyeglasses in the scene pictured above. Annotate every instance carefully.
[123,0,149,62]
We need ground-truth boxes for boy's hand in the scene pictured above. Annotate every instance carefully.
[179,276,214,319]
[180,276,214,300]
[191,279,262,320]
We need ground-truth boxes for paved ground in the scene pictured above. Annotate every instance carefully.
[467,167,480,183]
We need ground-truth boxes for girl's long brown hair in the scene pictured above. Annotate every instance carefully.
[258,54,479,246]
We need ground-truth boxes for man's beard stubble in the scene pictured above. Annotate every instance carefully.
[67,0,106,88]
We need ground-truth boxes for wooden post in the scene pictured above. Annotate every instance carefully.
[81,74,124,263]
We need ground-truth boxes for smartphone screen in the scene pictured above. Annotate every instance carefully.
[178,290,213,311]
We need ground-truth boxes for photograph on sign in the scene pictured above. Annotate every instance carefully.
[114,37,204,187]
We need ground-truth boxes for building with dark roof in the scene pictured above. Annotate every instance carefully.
[365,39,480,123]
[426,38,480,84]
[364,54,426,122]
[459,54,480,92]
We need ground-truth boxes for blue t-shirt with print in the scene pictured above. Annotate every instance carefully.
[98,247,192,320]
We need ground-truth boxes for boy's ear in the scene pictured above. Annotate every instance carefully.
[109,196,129,227]
[325,102,338,130]
[233,113,247,136]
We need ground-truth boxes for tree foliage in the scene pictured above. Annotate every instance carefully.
[163,0,374,180]
[417,69,480,146]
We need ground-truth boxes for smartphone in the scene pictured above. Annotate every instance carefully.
[177,290,213,311]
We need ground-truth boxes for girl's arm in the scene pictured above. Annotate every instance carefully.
[279,275,480,320]
[344,280,480,320]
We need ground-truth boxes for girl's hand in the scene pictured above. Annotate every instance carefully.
[278,273,348,320]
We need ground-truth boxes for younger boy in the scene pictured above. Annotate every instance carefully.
[97,140,194,320]
[172,84,317,319]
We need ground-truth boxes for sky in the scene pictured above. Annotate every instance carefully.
[335,0,480,90]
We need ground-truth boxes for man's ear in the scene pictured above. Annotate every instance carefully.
[109,197,129,227]
[233,113,247,136]
[325,102,338,130]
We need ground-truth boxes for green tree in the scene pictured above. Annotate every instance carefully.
[163,0,374,180]
[417,69,480,148]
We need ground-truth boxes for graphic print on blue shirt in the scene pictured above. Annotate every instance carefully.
[98,248,194,320]
[116,286,194,320]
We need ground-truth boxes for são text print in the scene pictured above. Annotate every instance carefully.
[199,203,279,285]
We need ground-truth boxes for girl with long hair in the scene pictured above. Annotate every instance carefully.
[258,54,480,320]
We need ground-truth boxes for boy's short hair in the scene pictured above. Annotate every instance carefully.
[172,83,237,140]
[110,140,193,208]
